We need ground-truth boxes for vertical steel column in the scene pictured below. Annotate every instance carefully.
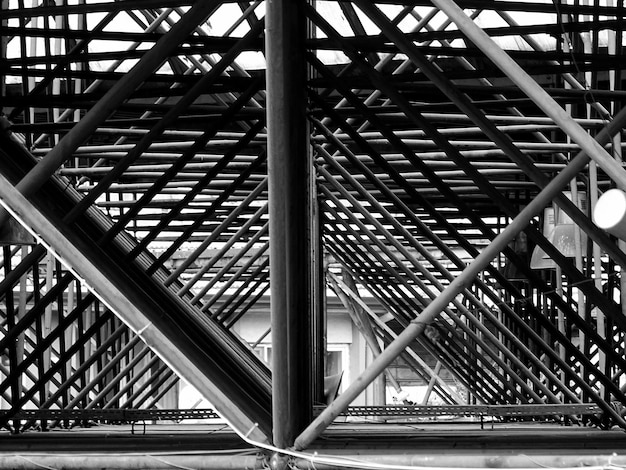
[1,0,7,99]
[311,158,326,409]
[265,0,313,450]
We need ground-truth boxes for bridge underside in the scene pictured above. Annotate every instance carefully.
[1,0,626,464]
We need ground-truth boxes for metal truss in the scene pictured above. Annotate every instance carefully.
[1,0,626,458]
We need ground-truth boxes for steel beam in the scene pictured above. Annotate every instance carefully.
[265,0,314,449]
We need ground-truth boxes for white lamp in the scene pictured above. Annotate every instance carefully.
[594,188,626,240]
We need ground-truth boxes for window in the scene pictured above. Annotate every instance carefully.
[252,344,272,366]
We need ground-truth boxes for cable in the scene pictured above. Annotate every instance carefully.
[148,455,197,470]
[17,456,58,470]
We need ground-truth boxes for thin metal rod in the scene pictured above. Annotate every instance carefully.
[166,178,267,284]
[88,349,154,409]
[350,2,626,271]
[322,217,503,403]
[124,363,172,409]
[313,108,612,383]
[149,152,267,275]
[0,0,221,226]
[319,184,544,403]
[423,0,626,189]
[6,308,111,421]
[180,205,268,296]
[310,74,626,348]
[222,272,270,328]
[327,274,404,396]
[66,26,265,225]
[216,266,270,321]
[61,330,142,409]
[201,244,270,313]
[317,155,577,402]
[102,356,161,409]
[328,271,463,404]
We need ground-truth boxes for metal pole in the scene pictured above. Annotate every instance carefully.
[0,454,262,470]
[0,452,624,470]
[266,0,313,450]
[422,361,443,405]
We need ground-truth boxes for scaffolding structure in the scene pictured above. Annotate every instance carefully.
[1,0,626,464]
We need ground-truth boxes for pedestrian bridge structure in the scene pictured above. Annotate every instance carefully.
[1,0,626,467]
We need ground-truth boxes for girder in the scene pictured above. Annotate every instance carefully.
[1,0,626,462]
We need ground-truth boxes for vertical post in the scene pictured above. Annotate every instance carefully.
[1,0,8,100]
[311,184,326,406]
[266,0,313,450]
[309,1,326,409]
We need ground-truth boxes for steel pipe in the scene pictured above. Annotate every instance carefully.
[0,454,262,470]
[266,0,314,449]
[0,452,624,470]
